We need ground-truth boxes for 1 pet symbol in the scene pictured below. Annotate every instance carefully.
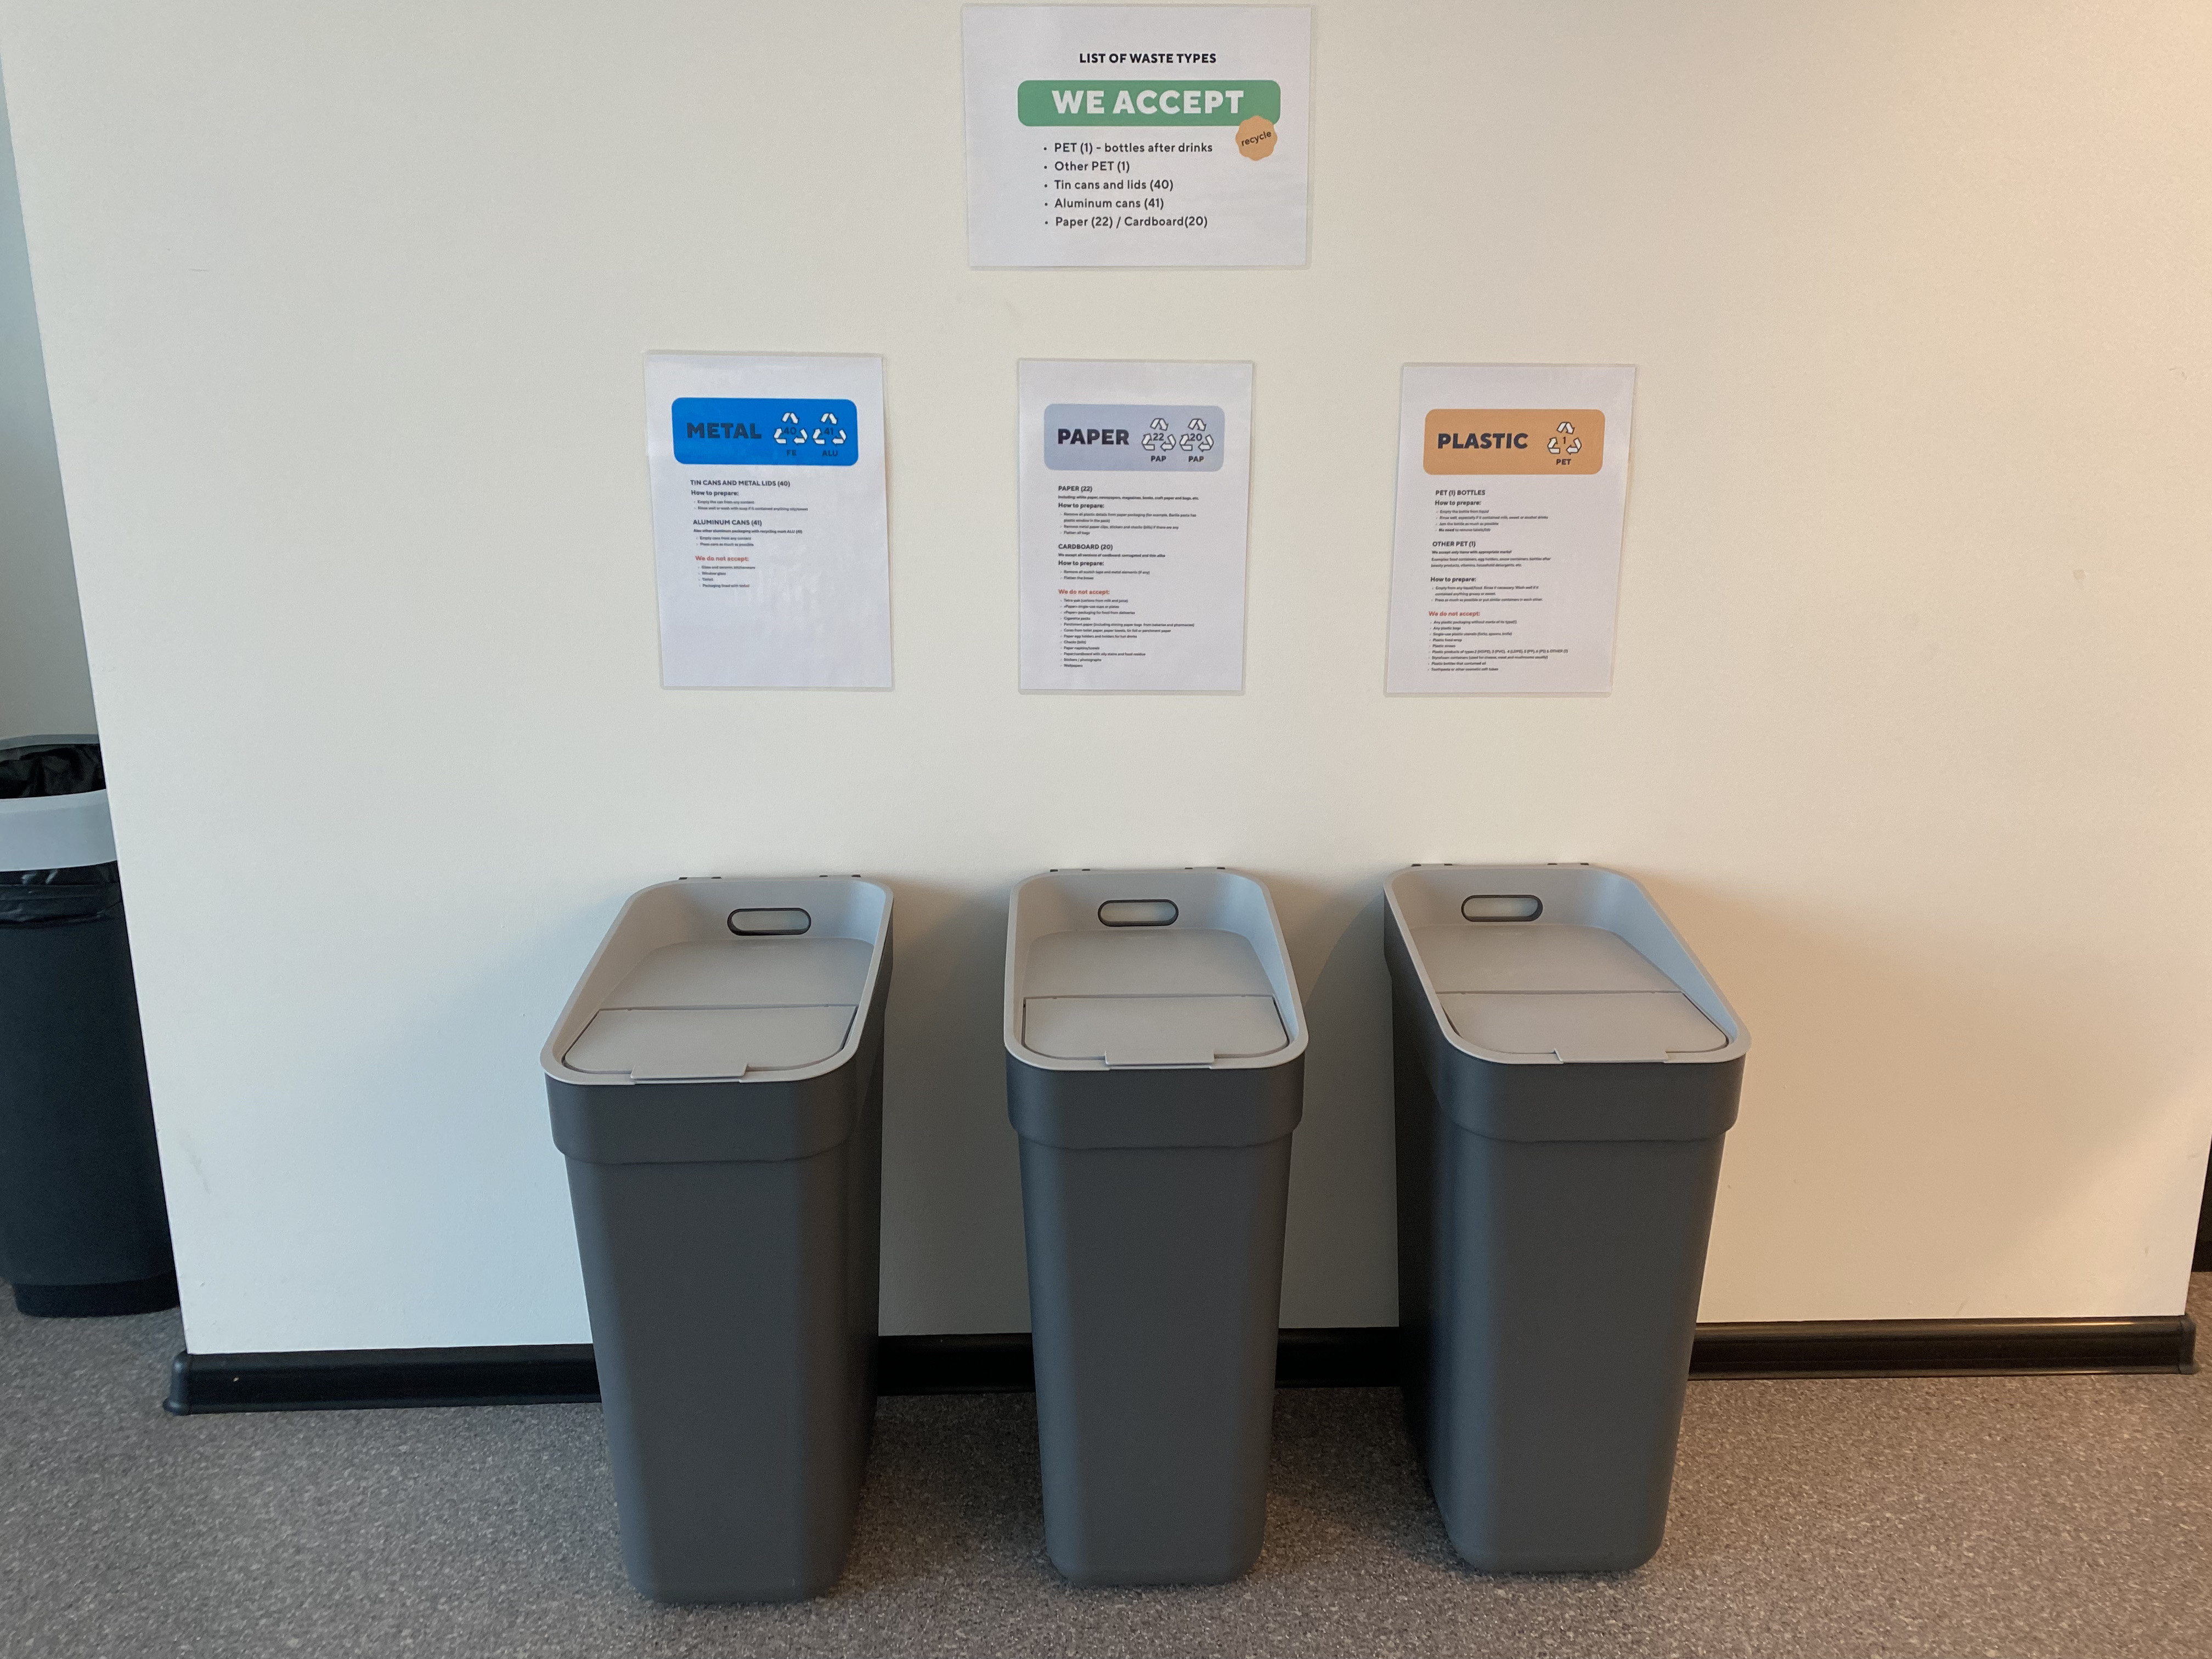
[1140,416,1175,454]
[1547,421,1582,462]
[1178,417,1214,455]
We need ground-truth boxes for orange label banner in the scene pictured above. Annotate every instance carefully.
[1423,408,1605,475]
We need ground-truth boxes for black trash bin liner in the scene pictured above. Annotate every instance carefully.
[2,862,126,927]
[0,738,177,1317]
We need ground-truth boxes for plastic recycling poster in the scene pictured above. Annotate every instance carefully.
[645,353,892,689]
[1385,365,1637,695]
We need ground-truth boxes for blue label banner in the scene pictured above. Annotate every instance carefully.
[672,398,859,466]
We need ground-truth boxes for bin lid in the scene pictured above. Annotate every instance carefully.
[1022,995,1288,1068]
[1409,921,1729,1063]
[557,935,875,1081]
[1015,924,1291,1068]
[542,876,892,1090]
[562,1004,858,1081]
[1438,991,1727,1064]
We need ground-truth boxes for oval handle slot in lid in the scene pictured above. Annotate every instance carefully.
[1462,894,1542,922]
[729,907,812,936]
[1098,899,1178,928]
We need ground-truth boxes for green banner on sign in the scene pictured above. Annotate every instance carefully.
[1017,81,1282,126]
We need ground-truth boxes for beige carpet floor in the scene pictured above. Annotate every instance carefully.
[2,1278,2205,1657]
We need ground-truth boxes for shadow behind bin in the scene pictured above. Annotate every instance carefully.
[1384,864,1746,1573]
[1005,868,1307,1586]
[543,876,890,1604]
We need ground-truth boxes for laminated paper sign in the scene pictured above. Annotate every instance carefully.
[1385,365,1637,695]
[963,5,1312,268]
[645,353,891,689]
[1018,359,1254,692]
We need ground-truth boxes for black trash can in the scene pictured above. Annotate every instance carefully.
[1005,868,1307,1586]
[0,736,176,1317]
[1385,863,1746,1572]
[543,875,891,1603]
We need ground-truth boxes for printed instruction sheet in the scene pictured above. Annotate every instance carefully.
[645,353,891,689]
[1385,365,1637,695]
[963,5,1312,268]
[1018,359,1254,692]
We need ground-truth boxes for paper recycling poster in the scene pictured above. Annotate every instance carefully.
[1018,358,1254,692]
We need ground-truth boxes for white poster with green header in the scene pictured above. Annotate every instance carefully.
[962,5,1312,268]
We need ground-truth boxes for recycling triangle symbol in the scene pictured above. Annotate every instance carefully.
[1546,419,1582,458]
[773,411,809,445]
[812,410,844,445]
[1141,416,1175,454]
[1180,416,1214,454]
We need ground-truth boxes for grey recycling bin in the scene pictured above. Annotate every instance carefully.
[1385,864,1746,1573]
[1005,868,1307,1586]
[0,736,176,1318]
[543,875,891,1603]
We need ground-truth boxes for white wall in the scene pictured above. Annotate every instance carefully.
[0,67,94,738]
[3,2,2207,1355]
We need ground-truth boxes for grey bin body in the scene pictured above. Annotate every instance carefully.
[1384,865,1746,1573]
[543,877,891,1604]
[1005,869,1307,1586]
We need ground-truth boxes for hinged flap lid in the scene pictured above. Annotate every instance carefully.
[1440,991,1726,1064]
[563,1005,857,1081]
[1022,995,1288,1068]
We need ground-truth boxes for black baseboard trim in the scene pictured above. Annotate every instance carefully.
[1691,1317,2196,1379]
[878,1333,1035,1395]
[164,1313,2194,1415]
[1277,1325,1401,1387]
[167,1344,600,1414]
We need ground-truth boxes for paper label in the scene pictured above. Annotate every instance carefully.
[1018,360,1253,691]
[1043,404,1225,471]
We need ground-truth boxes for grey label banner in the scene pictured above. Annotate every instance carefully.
[1043,403,1225,471]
